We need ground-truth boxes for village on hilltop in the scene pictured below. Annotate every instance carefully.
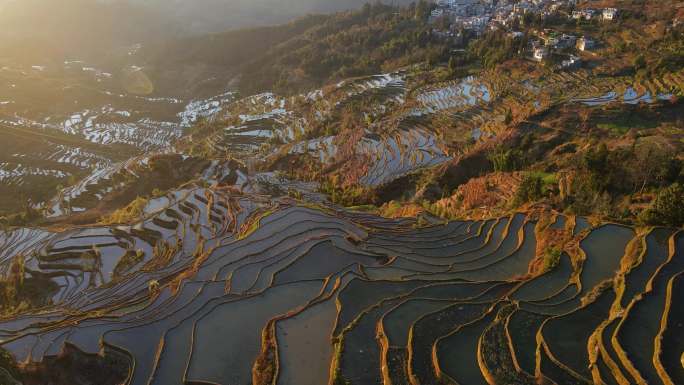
[428,0,624,69]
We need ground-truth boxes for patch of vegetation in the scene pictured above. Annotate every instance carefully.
[513,173,556,207]
[564,139,682,219]
[0,255,59,317]
[100,196,149,225]
[468,30,529,69]
[596,110,658,136]
[143,240,181,272]
[320,175,378,207]
[639,183,684,227]
[0,202,43,228]
[347,204,379,212]
[113,249,146,279]
[19,345,130,385]
[150,2,453,96]
[241,2,450,94]
[489,147,525,173]
[0,347,21,384]
[237,208,278,241]
[543,248,563,271]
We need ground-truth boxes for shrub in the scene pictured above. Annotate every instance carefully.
[633,54,646,70]
[101,196,149,225]
[0,347,21,383]
[319,176,377,207]
[583,143,610,191]
[467,30,526,69]
[513,174,544,207]
[113,249,146,278]
[544,248,562,271]
[489,147,523,172]
[639,183,684,227]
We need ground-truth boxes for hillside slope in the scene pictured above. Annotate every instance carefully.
[0,2,683,384]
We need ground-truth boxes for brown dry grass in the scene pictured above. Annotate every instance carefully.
[378,201,425,219]
[433,172,523,219]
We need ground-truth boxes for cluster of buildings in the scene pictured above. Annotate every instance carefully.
[429,0,615,70]
[531,30,595,63]
[430,0,491,31]
[429,0,580,33]
[429,1,619,34]
[531,32,595,69]
[571,7,619,21]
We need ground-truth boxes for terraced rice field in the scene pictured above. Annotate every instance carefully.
[276,72,454,186]
[2,66,684,383]
[0,62,237,211]
[2,195,682,385]
[413,76,491,114]
[426,68,684,142]
[16,66,682,214]
[0,62,235,153]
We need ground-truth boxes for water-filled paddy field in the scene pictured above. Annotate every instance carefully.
[1,194,683,385]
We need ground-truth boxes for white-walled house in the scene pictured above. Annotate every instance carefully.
[572,9,595,20]
[577,36,595,51]
[534,46,549,61]
[562,55,581,69]
[431,9,445,18]
[602,8,618,21]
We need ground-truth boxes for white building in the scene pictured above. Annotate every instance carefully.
[533,46,549,61]
[602,8,618,21]
[562,55,581,69]
[462,16,490,31]
[577,36,595,51]
[431,9,445,18]
[437,0,478,8]
[549,2,563,12]
[514,1,534,14]
[572,9,595,20]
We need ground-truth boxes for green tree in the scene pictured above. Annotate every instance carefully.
[414,0,431,21]
[633,54,646,70]
[639,183,684,227]
[513,174,544,207]
[448,56,458,73]
[583,143,610,191]
[489,147,523,172]
[544,248,562,270]
[504,108,513,125]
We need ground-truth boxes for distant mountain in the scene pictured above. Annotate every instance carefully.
[137,3,439,97]
[130,0,417,34]
[0,0,416,74]
[0,0,178,64]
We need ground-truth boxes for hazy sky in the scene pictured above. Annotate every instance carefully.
[134,0,416,33]
[0,0,416,63]
[0,0,416,36]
